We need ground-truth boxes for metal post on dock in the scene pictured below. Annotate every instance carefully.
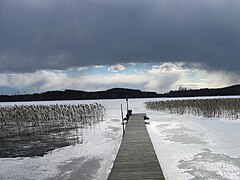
[126,98,128,112]
[121,104,124,137]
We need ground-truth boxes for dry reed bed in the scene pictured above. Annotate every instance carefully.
[145,98,240,120]
[0,103,105,157]
[0,103,105,135]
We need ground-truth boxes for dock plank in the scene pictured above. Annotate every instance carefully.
[108,113,165,180]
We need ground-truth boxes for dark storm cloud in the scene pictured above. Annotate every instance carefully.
[0,0,240,72]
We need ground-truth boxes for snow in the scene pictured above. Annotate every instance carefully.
[0,99,126,180]
[141,98,240,180]
[1,97,240,179]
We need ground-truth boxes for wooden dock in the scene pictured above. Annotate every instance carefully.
[108,113,165,180]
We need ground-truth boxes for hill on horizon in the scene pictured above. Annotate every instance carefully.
[0,85,240,102]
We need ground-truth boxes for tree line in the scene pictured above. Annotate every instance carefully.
[0,85,240,102]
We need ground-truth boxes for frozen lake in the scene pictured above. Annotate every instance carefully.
[0,97,240,179]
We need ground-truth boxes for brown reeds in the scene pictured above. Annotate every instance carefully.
[145,98,240,120]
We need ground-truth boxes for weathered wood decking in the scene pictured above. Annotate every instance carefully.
[108,113,165,180]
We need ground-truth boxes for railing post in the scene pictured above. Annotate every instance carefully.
[126,98,128,112]
[121,104,124,137]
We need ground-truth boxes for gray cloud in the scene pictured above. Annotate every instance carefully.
[0,0,240,72]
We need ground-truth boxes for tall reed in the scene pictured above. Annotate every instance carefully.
[0,103,105,157]
[0,103,105,138]
[145,98,240,120]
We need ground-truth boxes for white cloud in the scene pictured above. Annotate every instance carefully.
[76,66,89,71]
[108,64,125,72]
[94,65,104,68]
[0,62,239,94]
[152,63,183,72]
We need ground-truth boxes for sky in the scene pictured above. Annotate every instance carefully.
[0,0,240,94]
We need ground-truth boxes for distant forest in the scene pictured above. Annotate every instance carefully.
[0,85,240,102]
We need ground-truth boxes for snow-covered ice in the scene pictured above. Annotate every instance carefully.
[140,98,240,180]
[0,99,126,180]
[1,97,240,179]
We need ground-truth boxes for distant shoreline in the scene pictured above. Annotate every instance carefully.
[0,85,240,102]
